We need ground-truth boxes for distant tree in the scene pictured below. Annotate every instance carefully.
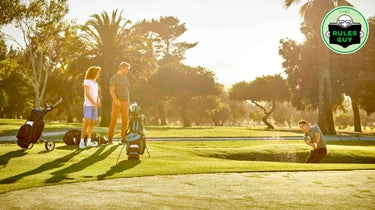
[227,100,249,126]
[347,16,375,130]
[335,112,352,129]
[0,0,20,25]
[187,96,215,125]
[247,104,264,126]
[283,0,353,135]
[229,75,290,129]
[194,93,232,126]
[135,17,197,125]
[280,15,375,133]
[2,0,69,107]
[272,102,298,128]
[209,103,230,126]
[0,35,32,118]
[82,9,130,126]
[152,64,220,127]
[138,16,198,61]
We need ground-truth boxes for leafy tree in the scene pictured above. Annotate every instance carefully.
[83,10,158,126]
[0,0,20,25]
[42,22,93,122]
[282,0,353,134]
[228,100,249,126]
[150,63,220,127]
[2,0,70,107]
[229,75,290,129]
[187,96,214,125]
[82,9,129,126]
[280,15,375,133]
[0,47,33,118]
[247,104,264,126]
[0,35,25,117]
[346,16,375,131]
[135,17,197,125]
[137,16,198,61]
[209,102,230,126]
[272,102,298,128]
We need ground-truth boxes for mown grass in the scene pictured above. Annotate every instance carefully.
[0,119,82,136]
[2,118,374,137]
[0,140,374,193]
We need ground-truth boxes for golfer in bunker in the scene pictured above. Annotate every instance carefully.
[298,120,327,163]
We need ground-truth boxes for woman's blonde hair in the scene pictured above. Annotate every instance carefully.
[85,66,101,80]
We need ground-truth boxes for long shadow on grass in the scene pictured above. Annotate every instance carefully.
[0,150,27,168]
[97,160,140,180]
[0,150,82,184]
[45,145,119,183]
[205,152,375,163]
[207,152,306,163]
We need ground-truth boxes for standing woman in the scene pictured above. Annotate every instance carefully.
[80,66,101,149]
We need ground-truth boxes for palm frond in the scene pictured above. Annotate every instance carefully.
[335,0,353,7]
[283,0,302,9]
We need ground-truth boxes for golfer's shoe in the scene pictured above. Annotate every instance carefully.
[79,141,86,149]
[87,141,98,147]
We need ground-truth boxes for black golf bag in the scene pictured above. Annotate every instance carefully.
[63,129,108,145]
[17,108,45,149]
[16,98,62,151]
[125,103,147,160]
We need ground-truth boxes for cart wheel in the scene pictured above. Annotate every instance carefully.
[45,140,55,151]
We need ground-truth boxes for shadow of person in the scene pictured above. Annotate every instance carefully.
[0,149,82,184]
[45,145,119,183]
[0,150,27,168]
[54,145,79,150]
[97,160,141,180]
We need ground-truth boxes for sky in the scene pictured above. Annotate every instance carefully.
[67,1,374,84]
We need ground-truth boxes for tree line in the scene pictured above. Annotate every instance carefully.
[1,0,374,133]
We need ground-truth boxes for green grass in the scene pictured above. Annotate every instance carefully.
[145,126,302,137]
[2,118,374,138]
[1,140,374,193]
[0,119,82,136]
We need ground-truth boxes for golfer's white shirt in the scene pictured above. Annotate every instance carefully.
[83,79,99,106]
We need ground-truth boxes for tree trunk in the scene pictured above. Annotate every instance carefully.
[252,100,275,129]
[100,60,115,127]
[182,106,191,127]
[63,89,73,123]
[351,97,362,133]
[157,104,167,125]
[317,46,336,135]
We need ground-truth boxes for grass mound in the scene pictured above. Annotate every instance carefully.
[0,140,374,193]
[194,143,375,163]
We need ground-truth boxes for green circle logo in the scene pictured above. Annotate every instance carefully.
[321,6,369,54]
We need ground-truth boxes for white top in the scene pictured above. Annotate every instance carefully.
[84,79,99,106]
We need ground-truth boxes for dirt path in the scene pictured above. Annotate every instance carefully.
[1,170,374,209]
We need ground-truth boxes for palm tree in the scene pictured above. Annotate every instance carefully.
[83,10,130,126]
[283,0,352,134]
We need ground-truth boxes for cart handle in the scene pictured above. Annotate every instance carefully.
[53,98,63,107]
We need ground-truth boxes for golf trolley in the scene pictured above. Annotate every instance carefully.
[16,98,63,151]
[117,102,149,163]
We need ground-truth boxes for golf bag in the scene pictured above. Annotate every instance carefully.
[17,108,45,149]
[63,129,108,145]
[16,98,62,150]
[125,103,147,160]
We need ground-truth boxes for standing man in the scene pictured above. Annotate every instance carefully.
[108,62,131,144]
[298,120,327,163]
